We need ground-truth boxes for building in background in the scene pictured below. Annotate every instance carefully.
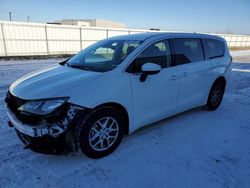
[50,19,126,28]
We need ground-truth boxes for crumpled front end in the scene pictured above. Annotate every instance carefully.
[5,91,88,154]
[7,105,79,137]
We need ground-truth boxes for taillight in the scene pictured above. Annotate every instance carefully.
[226,56,233,72]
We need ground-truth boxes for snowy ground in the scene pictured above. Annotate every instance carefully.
[0,51,250,188]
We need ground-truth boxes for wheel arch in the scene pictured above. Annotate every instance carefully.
[205,76,227,105]
[214,76,226,86]
[94,102,130,135]
[205,76,226,110]
[208,76,227,97]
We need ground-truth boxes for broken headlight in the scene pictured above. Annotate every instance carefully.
[18,97,69,116]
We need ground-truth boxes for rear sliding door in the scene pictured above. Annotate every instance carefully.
[170,38,212,111]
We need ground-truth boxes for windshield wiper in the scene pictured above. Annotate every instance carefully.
[69,64,93,71]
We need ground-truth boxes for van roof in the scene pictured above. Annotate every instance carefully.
[108,32,224,41]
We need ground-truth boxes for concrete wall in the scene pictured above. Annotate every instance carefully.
[0,21,250,57]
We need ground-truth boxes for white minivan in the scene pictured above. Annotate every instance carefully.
[5,33,232,158]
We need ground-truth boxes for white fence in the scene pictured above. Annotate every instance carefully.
[0,21,250,57]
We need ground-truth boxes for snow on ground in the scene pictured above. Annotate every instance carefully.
[0,51,250,188]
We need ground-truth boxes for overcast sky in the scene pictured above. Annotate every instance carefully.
[0,0,249,34]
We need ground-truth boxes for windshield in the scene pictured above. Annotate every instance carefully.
[67,39,142,72]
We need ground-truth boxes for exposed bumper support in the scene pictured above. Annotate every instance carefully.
[7,105,80,137]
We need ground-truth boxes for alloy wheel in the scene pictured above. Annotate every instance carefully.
[88,117,119,151]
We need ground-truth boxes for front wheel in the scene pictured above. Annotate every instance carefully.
[206,79,225,111]
[75,107,124,159]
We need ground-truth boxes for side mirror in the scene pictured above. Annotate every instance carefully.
[140,63,161,82]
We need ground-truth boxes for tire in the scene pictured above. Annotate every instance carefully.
[206,79,225,111]
[75,106,124,159]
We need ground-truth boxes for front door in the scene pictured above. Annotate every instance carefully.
[126,39,181,131]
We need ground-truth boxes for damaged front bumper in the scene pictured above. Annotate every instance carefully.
[7,104,80,137]
[5,91,92,154]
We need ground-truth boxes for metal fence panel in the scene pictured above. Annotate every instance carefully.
[0,21,249,57]
[107,29,129,37]
[0,23,5,56]
[81,28,107,41]
[6,40,47,56]
[46,25,81,54]
[2,22,47,56]
[0,41,4,56]
[81,28,107,49]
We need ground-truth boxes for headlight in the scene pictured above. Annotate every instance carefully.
[18,97,69,115]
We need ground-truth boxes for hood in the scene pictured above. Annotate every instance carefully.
[10,64,102,99]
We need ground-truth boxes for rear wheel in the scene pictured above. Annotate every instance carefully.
[206,79,225,110]
[75,107,124,159]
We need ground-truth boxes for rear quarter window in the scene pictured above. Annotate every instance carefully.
[202,39,225,59]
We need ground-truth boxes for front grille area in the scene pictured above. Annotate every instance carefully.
[5,91,42,125]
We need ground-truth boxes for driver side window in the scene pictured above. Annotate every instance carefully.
[127,40,171,73]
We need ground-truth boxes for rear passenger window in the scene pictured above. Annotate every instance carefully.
[202,39,224,59]
[172,38,204,65]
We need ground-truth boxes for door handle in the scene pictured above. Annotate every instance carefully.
[169,75,179,80]
[169,72,187,80]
